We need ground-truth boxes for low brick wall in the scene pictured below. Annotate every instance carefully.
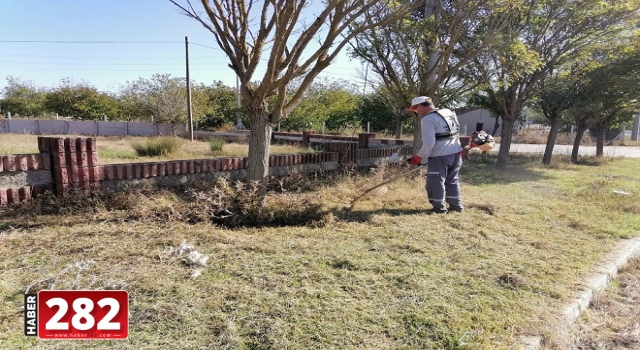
[4,134,470,206]
[0,154,53,205]
[99,153,339,191]
[0,137,350,206]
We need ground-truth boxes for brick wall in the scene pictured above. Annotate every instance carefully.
[0,137,349,205]
[1,134,432,206]
[0,154,52,205]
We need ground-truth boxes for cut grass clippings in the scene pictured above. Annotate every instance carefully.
[0,152,639,349]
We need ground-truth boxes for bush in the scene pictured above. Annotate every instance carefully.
[208,136,226,151]
[132,136,181,157]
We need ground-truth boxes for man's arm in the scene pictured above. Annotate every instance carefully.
[416,116,436,159]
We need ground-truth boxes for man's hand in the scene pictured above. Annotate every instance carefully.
[407,156,424,166]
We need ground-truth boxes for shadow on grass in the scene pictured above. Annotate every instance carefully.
[333,203,498,223]
[461,153,552,185]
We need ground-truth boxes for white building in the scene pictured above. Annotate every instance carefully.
[455,108,525,136]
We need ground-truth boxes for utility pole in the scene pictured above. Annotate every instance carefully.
[632,114,639,141]
[185,36,194,141]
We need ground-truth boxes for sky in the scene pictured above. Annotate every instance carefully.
[0,0,368,93]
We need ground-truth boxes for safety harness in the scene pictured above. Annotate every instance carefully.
[430,109,461,140]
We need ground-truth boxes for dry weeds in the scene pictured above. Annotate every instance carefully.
[0,154,639,349]
[570,256,640,350]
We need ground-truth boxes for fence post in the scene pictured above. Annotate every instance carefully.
[358,133,376,149]
[302,130,311,146]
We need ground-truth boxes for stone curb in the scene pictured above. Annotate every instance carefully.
[520,237,640,349]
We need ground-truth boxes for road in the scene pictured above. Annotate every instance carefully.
[493,143,640,158]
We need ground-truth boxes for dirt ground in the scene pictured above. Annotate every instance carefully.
[570,256,640,349]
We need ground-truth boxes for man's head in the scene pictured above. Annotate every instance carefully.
[407,96,434,115]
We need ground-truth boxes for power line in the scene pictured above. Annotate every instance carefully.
[0,54,221,60]
[190,42,222,50]
[0,60,230,67]
[0,66,185,72]
[0,40,182,44]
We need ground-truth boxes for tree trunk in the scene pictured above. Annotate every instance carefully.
[542,118,561,165]
[247,110,272,192]
[571,125,587,163]
[395,115,403,139]
[495,117,516,170]
[595,124,607,156]
[412,114,422,154]
[491,118,500,137]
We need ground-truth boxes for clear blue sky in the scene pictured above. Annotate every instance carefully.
[0,0,366,93]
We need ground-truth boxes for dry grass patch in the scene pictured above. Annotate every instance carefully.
[0,133,316,164]
[1,155,639,349]
[570,256,640,349]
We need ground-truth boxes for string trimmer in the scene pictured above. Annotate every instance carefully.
[346,131,495,211]
[346,165,422,210]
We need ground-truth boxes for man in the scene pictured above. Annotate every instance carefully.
[407,96,464,214]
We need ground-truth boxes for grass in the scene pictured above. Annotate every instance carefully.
[208,136,226,151]
[0,133,317,164]
[1,152,639,349]
[131,136,182,157]
[570,256,640,349]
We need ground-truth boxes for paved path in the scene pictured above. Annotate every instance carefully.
[494,143,640,158]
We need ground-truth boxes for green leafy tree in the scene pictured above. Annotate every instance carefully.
[200,81,240,130]
[360,89,414,137]
[114,82,152,121]
[536,72,576,164]
[125,74,188,123]
[44,79,118,120]
[120,74,213,124]
[472,0,640,169]
[284,78,360,132]
[577,41,640,159]
[349,0,513,149]
[1,76,48,118]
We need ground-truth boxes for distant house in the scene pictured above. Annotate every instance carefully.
[455,108,525,136]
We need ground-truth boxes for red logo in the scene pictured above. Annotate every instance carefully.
[34,290,128,339]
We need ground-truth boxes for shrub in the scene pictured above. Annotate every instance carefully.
[208,136,226,151]
[132,136,181,157]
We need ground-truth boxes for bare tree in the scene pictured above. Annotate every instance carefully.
[170,0,419,191]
